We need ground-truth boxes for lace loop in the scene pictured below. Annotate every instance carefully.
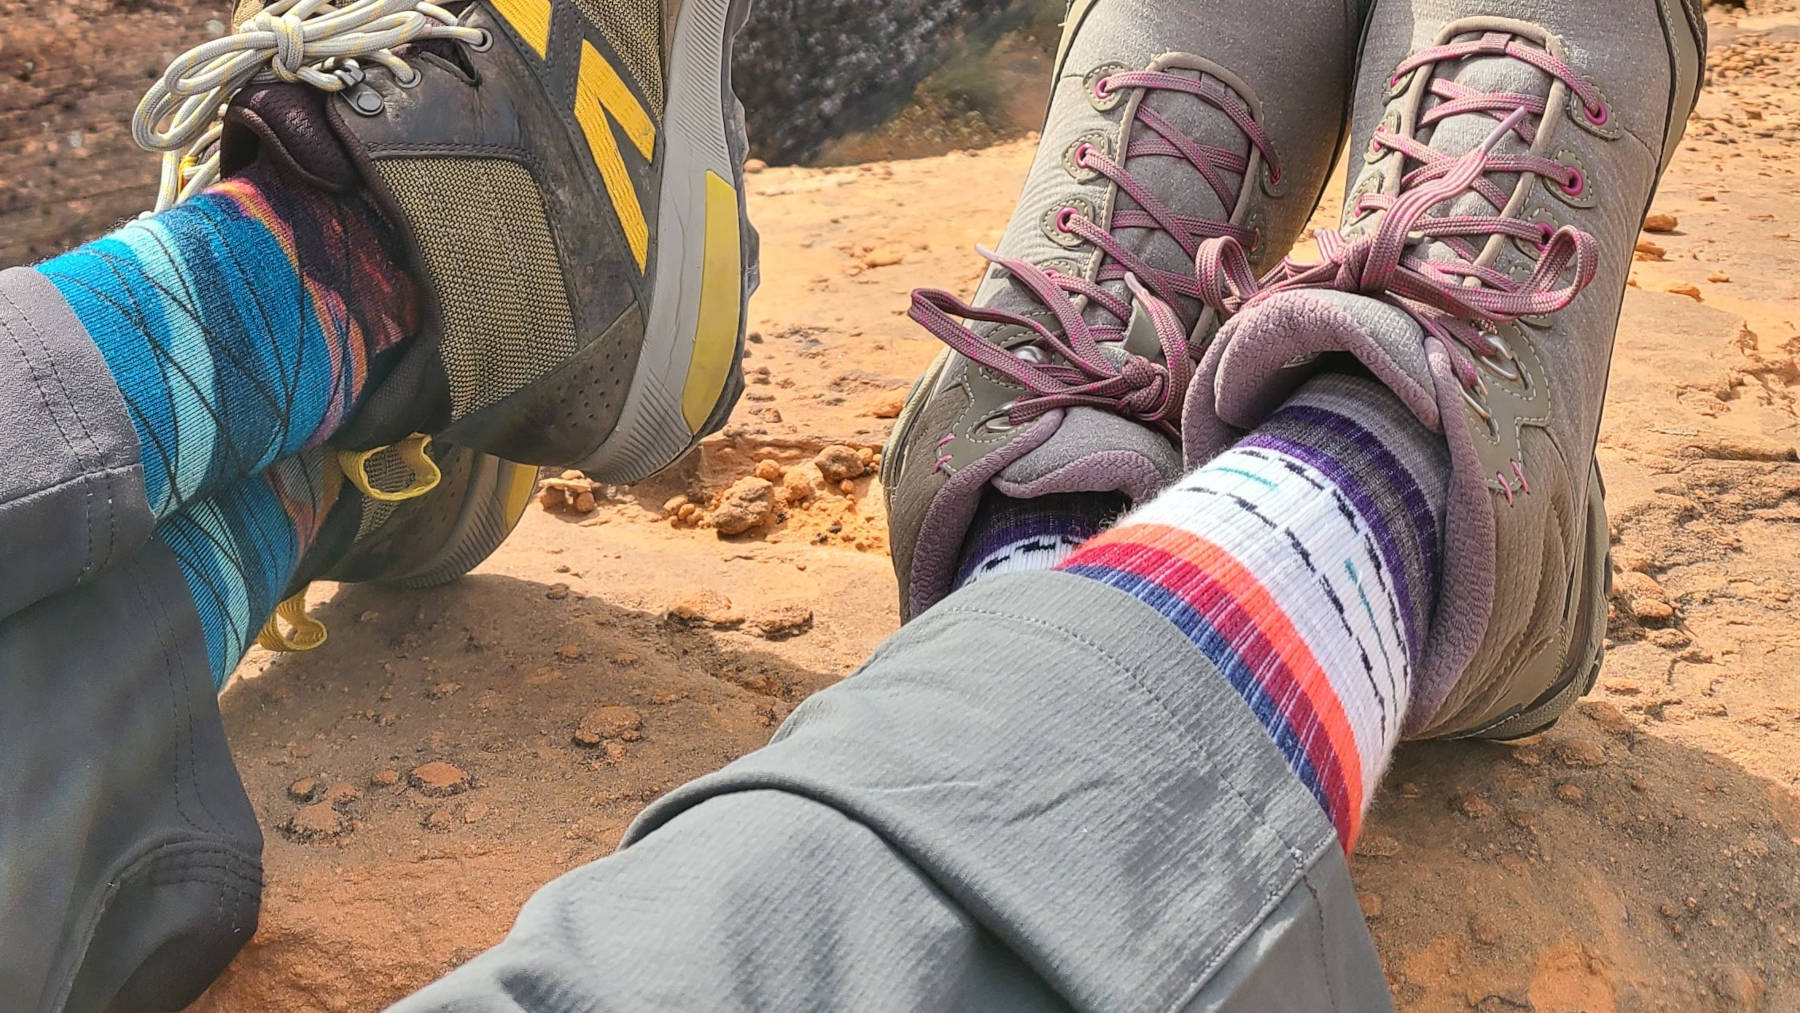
[910,68,1272,435]
[1196,39,1604,398]
[134,0,483,211]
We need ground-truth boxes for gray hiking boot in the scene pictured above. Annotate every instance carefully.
[138,0,759,481]
[882,0,1369,619]
[1186,0,1706,738]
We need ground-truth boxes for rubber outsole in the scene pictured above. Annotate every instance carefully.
[571,0,760,484]
[1462,464,1612,742]
[383,454,539,589]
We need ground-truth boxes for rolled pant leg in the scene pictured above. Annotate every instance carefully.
[394,573,1391,1012]
[0,267,154,621]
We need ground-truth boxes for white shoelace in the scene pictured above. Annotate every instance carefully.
[132,0,482,211]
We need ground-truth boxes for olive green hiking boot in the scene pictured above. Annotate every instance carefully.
[137,0,760,482]
[257,437,539,652]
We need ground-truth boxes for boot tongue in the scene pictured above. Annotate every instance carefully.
[221,82,361,192]
[1201,289,1444,447]
[1377,31,1557,269]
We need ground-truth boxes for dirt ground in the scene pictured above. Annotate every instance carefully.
[160,7,1800,1012]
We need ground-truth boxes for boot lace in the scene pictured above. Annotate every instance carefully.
[1196,33,1603,403]
[909,69,1280,438]
[133,0,483,211]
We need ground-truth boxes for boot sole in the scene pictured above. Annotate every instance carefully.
[382,454,540,590]
[568,0,761,484]
[1464,464,1612,742]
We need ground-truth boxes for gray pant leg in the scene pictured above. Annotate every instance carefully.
[0,538,261,1013]
[0,267,153,621]
[395,573,1391,1012]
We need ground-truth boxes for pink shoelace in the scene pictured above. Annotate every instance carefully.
[1196,32,1602,398]
[908,68,1281,439]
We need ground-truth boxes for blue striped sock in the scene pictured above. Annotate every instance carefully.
[157,452,339,687]
[36,162,414,521]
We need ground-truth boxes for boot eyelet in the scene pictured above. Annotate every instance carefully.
[1260,159,1287,198]
[1063,131,1110,183]
[1561,168,1586,198]
[983,401,1020,433]
[1584,103,1609,127]
[394,67,423,89]
[1084,63,1128,112]
[1013,344,1047,364]
[1042,197,1094,249]
[467,28,494,52]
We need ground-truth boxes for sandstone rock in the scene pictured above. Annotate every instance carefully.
[287,777,320,802]
[1643,212,1679,233]
[752,605,814,640]
[861,246,905,268]
[410,761,470,797]
[815,444,865,483]
[285,802,346,842]
[710,476,777,535]
[1668,283,1703,301]
[755,459,784,482]
[1634,238,1666,260]
[323,782,361,808]
[574,706,644,747]
[868,388,907,418]
[666,590,743,629]
[1555,739,1608,768]
[370,769,400,788]
[426,681,462,699]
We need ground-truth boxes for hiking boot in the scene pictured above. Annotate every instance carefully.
[1185,0,1706,738]
[882,0,1369,619]
[136,0,759,482]
[255,437,540,653]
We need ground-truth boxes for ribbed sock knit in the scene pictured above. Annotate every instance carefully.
[952,489,1127,592]
[1057,374,1449,846]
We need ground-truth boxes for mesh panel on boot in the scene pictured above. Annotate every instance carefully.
[353,449,418,539]
[372,158,577,418]
[571,0,665,113]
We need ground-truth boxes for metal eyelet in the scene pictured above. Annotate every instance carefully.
[1013,344,1048,364]
[982,400,1020,433]
[1568,82,1621,140]
[1461,385,1500,438]
[467,28,494,52]
[394,66,423,89]
[1084,63,1128,112]
[1063,130,1110,183]
[1549,149,1598,209]
[1042,197,1096,249]
[1260,158,1287,199]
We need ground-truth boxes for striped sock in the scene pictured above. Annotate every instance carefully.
[1057,374,1448,846]
[37,161,416,520]
[158,452,341,688]
[953,490,1127,592]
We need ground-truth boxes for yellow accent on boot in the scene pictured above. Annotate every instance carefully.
[338,433,443,503]
[257,592,328,652]
[490,0,552,58]
[680,170,743,432]
[574,39,656,272]
[500,460,541,526]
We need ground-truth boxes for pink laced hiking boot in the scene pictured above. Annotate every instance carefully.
[1186,0,1707,739]
[882,0,1370,619]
